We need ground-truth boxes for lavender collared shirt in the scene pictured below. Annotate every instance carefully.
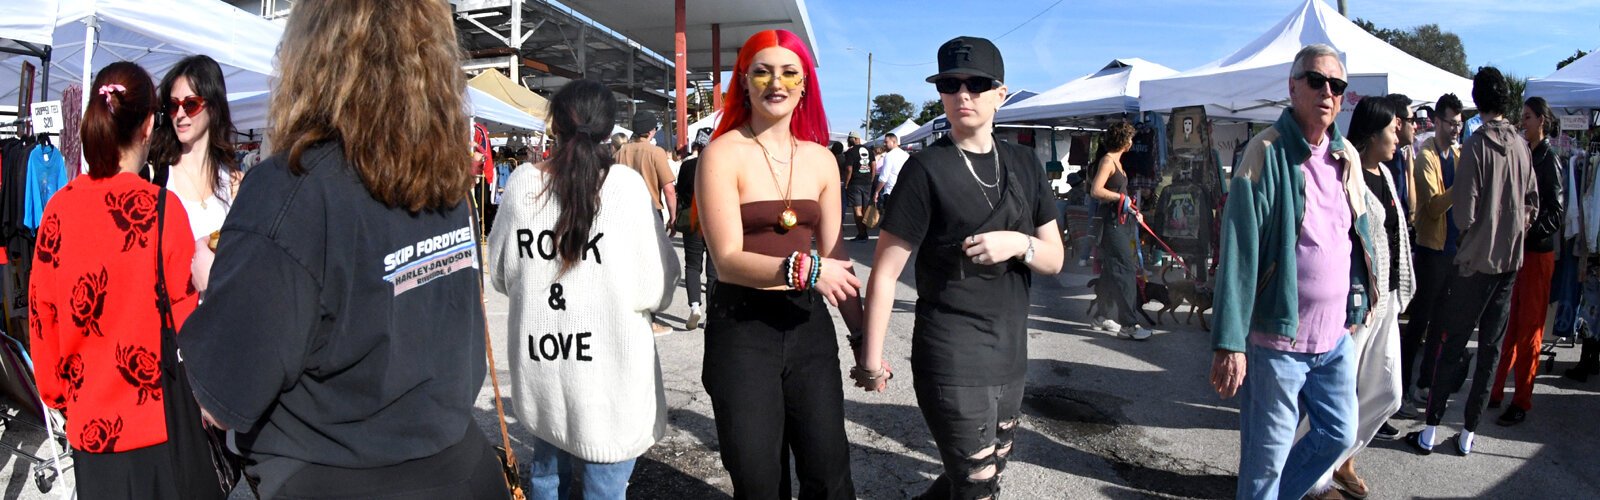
[1249,135,1352,354]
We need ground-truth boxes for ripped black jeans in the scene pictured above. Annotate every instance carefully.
[912,376,1025,500]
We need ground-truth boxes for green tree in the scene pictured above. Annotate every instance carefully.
[915,99,945,124]
[1558,49,1589,70]
[864,93,916,137]
[1354,19,1469,77]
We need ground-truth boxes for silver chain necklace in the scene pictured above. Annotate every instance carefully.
[954,144,1000,208]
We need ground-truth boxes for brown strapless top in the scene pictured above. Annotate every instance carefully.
[741,199,820,257]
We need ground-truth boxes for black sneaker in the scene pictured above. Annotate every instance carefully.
[1404,431,1433,455]
[1375,422,1400,440]
[1496,406,1527,426]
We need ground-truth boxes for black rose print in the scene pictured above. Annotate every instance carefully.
[115,344,163,405]
[57,353,84,403]
[105,189,159,251]
[79,416,122,453]
[36,214,61,268]
[70,268,108,337]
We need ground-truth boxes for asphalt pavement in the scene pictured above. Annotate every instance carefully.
[3,228,1597,499]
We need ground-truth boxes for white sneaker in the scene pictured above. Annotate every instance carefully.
[686,303,703,331]
[1119,325,1152,341]
[1090,317,1122,332]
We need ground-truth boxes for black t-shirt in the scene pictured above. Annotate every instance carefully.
[843,145,876,187]
[879,136,1059,386]
[1362,167,1400,291]
[178,142,487,494]
[676,157,699,208]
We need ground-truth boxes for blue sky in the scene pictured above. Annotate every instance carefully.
[801,0,1600,135]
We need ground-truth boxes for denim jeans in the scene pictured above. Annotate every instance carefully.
[1238,334,1357,500]
[526,437,637,500]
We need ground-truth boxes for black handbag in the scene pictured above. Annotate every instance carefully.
[154,182,241,499]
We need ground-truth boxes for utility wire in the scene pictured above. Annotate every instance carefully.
[994,0,1066,41]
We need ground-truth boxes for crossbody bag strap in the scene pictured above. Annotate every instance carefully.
[472,197,519,473]
[155,182,176,336]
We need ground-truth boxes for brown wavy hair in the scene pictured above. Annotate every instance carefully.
[269,0,471,212]
[1104,122,1136,153]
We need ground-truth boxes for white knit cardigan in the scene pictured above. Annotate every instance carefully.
[487,164,680,463]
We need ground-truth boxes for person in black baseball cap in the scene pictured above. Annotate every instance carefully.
[856,35,1064,500]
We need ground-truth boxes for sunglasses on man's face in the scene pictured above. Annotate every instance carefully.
[934,77,999,95]
[747,68,805,90]
[165,95,207,117]
[1296,71,1348,95]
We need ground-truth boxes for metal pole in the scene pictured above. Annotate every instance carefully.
[1337,0,1347,16]
[711,23,722,111]
[80,17,98,110]
[864,52,872,136]
[510,0,522,80]
[674,0,688,148]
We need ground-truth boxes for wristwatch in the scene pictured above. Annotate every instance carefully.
[1023,236,1035,264]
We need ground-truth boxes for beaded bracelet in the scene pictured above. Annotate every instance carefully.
[808,250,821,290]
[793,251,806,291]
[784,251,800,290]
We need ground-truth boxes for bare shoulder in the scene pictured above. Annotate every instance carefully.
[799,141,840,182]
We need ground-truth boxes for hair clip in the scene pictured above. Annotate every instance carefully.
[98,84,126,111]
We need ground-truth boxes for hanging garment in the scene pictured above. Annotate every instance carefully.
[24,143,68,229]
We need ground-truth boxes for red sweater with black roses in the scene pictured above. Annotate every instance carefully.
[29,172,196,454]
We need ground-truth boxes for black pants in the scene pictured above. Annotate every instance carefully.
[74,440,210,500]
[1403,247,1455,392]
[913,376,1025,500]
[702,283,854,499]
[683,232,719,305]
[272,425,509,500]
[1096,215,1140,326]
[1423,269,1517,431]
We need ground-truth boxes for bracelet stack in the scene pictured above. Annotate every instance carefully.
[783,250,823,291]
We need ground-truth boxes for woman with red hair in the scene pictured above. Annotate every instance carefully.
[696,29,871,498]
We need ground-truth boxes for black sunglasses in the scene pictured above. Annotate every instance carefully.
[934,77,999,95]
[1296,71,1348,95]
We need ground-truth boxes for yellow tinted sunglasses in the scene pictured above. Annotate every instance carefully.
[747,68,805,90]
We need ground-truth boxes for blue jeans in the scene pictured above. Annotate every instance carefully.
[526,437,637,500]
[1238,334,1357,500]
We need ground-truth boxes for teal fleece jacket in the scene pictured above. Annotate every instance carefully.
[1212,108,1379,353]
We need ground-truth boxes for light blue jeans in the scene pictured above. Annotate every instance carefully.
[1237,333,1357,500]
[527,437,637,500]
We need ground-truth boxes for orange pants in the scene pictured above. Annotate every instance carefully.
[1491,250,1555,411]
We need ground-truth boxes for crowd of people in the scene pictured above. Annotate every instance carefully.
[1208,45,1585,500]
[17,0,1597,499]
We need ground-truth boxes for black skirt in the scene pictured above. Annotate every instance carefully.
[73,441,189,500]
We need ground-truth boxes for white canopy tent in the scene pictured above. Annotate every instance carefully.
[1527,49,1600,111]
[875,118,919,144]
[1139,0,1473,122]
[1,0,545,134]
[0,0,279,104]
[996,59,1177,125]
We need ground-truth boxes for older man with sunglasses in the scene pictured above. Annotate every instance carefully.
[1209,44,1380,500]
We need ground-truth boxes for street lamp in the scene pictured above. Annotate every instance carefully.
[845,46,872,138]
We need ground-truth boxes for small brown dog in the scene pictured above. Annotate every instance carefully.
[1156,262,1213,331]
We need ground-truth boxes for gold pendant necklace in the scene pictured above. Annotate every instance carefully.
[750,125,799,229]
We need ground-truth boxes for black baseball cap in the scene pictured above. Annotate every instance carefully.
[631,111,658,134]
[925,36,1004,83]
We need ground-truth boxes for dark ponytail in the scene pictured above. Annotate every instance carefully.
[81,62,157,178]
[545,79,617,273]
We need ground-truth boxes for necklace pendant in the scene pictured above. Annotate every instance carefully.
[779,208,799,229]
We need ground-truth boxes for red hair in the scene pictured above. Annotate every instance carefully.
[711,30,828,145]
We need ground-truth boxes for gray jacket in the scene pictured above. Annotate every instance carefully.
[1453,119,1538,275]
